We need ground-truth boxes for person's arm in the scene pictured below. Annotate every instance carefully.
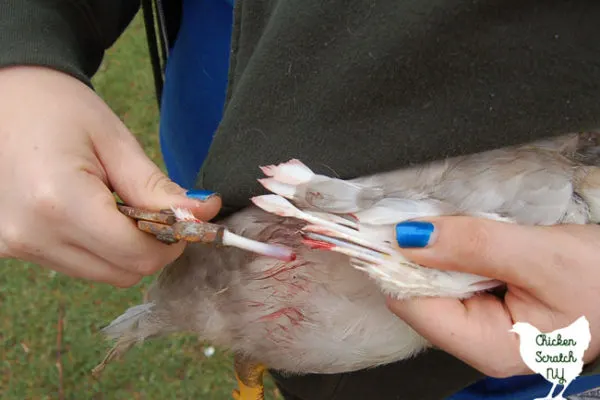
[0,1,222,287]
[0,0,140,85]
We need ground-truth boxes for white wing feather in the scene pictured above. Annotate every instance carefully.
[254,159,502,299]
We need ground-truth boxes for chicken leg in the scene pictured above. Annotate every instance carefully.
[232,354,267,400]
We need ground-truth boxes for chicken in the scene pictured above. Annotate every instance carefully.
[510,316,592,400]
[94,132,600,399]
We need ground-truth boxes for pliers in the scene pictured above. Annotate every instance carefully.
[117,203,224,245]
[116,202,295,261]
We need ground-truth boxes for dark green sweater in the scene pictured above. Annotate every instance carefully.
[202,0,600,216]
[1,1,599,399]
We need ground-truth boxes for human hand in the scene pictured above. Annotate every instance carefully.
[0,66,221,287]
[387,217,600,377]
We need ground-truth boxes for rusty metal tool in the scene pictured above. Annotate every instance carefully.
[117,203,224,245]
[116,203,295,261]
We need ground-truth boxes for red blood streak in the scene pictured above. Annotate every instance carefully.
[256,260,308,281]
[273,252,296,262]
[258,307,304,325]
[302,238,334,250]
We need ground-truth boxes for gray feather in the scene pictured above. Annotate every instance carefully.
[102,303,156,341]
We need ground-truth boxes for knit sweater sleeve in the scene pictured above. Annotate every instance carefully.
[0,0,140,86]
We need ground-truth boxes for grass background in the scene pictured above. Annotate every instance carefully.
[0,14,281,400]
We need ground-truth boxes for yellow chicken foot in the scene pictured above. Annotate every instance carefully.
[232,355,267,400]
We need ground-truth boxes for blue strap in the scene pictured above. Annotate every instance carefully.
[449,374,600,399]
[159,0,234,189]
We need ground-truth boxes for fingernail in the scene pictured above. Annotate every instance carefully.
[395,221,435,248]
[186,189,218,201]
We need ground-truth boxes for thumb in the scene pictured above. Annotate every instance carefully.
[394,216,555,286]
[92,123,221,221]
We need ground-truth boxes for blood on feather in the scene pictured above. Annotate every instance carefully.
[302,238,335,250]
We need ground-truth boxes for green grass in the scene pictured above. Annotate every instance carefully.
[0,14,281,400]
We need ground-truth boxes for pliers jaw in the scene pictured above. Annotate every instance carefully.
[117,203,224,245]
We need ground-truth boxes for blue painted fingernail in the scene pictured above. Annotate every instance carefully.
[186,189,217,201]
[395,221,435,248]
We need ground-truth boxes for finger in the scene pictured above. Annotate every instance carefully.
[180,190,223,221]
[90,120,221,220]
[387,294,529,377]
[395,217,564,288]
[27,241,142,287]
[10,169,185,277]
[49,175,186,276]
